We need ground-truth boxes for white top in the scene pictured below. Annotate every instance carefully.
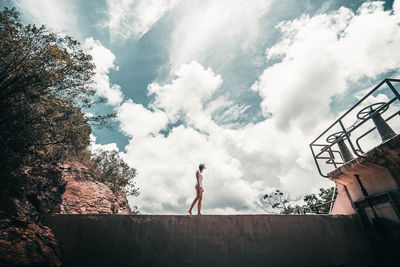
[198,170,203,187]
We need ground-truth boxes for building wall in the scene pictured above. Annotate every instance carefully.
[330,135,400,219]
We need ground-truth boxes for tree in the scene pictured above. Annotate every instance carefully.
[0,6,124,216]
[0,7,95,106]
[256,189,302,214]
[0,7,138,215]
[304,187,337,214]
[92,150,139,197]
[257,187,337,214]
[0,7,97,199]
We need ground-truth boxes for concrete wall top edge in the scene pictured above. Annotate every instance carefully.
[44,213,354,218]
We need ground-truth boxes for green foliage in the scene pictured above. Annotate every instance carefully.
[92,150,139,196]
[259,187,337,214]
[0,7,139,217]
[0,6,117,202]
[259,189,302,214]
[0,7,95,106]
[0,8,97,197]
[303,187,337,214]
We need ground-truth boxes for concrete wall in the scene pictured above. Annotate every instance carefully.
[331,183,355,215]
[43,214,376,267]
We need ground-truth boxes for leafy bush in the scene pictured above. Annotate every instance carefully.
[92,150,139,196]
[258,187,337,214]
[303,187,337,214]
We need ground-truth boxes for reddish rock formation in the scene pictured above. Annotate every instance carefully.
[0,162,65,267]
[0,199,62,267]
[0,160,133,266]
[57,161,131,214]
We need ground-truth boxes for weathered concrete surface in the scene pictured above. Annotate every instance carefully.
[330,134,400,218]
[43,214,376,267]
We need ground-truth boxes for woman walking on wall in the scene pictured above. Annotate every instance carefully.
[188,163,206,215]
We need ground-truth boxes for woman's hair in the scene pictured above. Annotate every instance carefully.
[199,163,205,170]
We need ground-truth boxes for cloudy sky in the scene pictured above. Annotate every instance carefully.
[3,0,400,214]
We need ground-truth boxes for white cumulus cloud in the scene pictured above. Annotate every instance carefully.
[118,60,332,214]
[105,0,181,41]
[14,0,81,38]
[120,1,400,214]
[169,0,272,70]
[123,124,263,214]
[85,0,400,214]
[83,37,124,106]
[117,100,169,138]
[148,61,222,126]
[89,134,119,154]
[252,1,400,132]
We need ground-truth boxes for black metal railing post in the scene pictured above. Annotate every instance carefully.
[309,145,329,178]
[386,80,400,100]
[354,174,378,219]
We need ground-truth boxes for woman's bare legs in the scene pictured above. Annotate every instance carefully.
[197,191,202,215]
[188,196,199,215]
[188,187,203,215]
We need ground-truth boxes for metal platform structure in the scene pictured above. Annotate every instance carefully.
[310,78,400,177]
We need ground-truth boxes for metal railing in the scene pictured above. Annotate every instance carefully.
[310,78,400,178]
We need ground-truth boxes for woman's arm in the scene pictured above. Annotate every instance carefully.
[196,170,200,186]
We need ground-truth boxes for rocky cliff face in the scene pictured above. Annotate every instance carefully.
[0,162,65,267]
[0,160,132,266]
[0,199,62,267]
[57,161,131,214]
